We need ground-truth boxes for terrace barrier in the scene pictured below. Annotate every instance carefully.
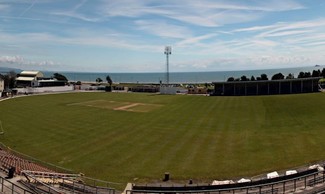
[128,168,325,193]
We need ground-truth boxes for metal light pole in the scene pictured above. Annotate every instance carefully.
[164,46,171,86]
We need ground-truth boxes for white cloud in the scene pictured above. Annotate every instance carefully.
[0,55,62,71]
[0,56,24,64]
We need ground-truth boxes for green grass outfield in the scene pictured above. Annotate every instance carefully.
[0,92,325,188]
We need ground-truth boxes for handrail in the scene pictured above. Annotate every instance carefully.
[0,175,34,194]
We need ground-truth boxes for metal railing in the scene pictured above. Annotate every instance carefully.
[0,176,33,194]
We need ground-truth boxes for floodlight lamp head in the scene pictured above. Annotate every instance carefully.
[164,46,171,55]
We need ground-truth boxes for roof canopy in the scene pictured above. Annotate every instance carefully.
[19,71,44,78]
[16,77,36,81]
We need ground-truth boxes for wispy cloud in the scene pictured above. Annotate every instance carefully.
[188,0,304,12]
[135,20,192,39]
[100,0,305,27]
[0,4,9,11]
[176,33,218,47]
[52,11,102,22]
[51,0,102,23]
[261,30,314,38]
[0,0,324,72]
[0,29,161,54]
[19,0,37,16]
[228,18,325,53]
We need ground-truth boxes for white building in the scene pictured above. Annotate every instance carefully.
[15,70,73,94]
[16,71,44,87]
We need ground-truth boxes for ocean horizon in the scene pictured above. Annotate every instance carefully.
[41,65,325,84]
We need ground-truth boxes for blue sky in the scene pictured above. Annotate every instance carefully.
[0,0,325,72]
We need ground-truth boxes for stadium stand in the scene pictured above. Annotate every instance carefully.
[0,147,117,193]
[21,170,116,194]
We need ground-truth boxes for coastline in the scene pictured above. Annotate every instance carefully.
[43,65,325,84]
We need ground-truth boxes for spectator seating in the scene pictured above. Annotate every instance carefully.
[0,148,53,175]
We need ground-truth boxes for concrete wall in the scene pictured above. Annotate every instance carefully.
[0,80,4,92]
[160,87,187,94]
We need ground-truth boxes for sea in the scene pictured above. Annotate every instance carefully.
[42,65,324,84]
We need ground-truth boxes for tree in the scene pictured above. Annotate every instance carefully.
[2,71,16,89]
[322,68,325,78]
[260,74,268,80]
[305,72,311,78]
[250,76,256,81]
[286,73,294,79]
[271,73,284,80]
[298,72,305,78]
[227,77,235,82]
[96,77,103,83]
[312,70,321,77]
[298,71,312,78]
[53,73,68,81]
[106,75,112,86]
[240,75,249,81]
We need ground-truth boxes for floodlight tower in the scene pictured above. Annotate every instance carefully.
[164,46,171,86]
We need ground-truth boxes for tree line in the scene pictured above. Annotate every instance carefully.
[227,68,325,82]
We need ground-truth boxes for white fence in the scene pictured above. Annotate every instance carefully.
[160,86,187,94]
[16,86,74,94]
